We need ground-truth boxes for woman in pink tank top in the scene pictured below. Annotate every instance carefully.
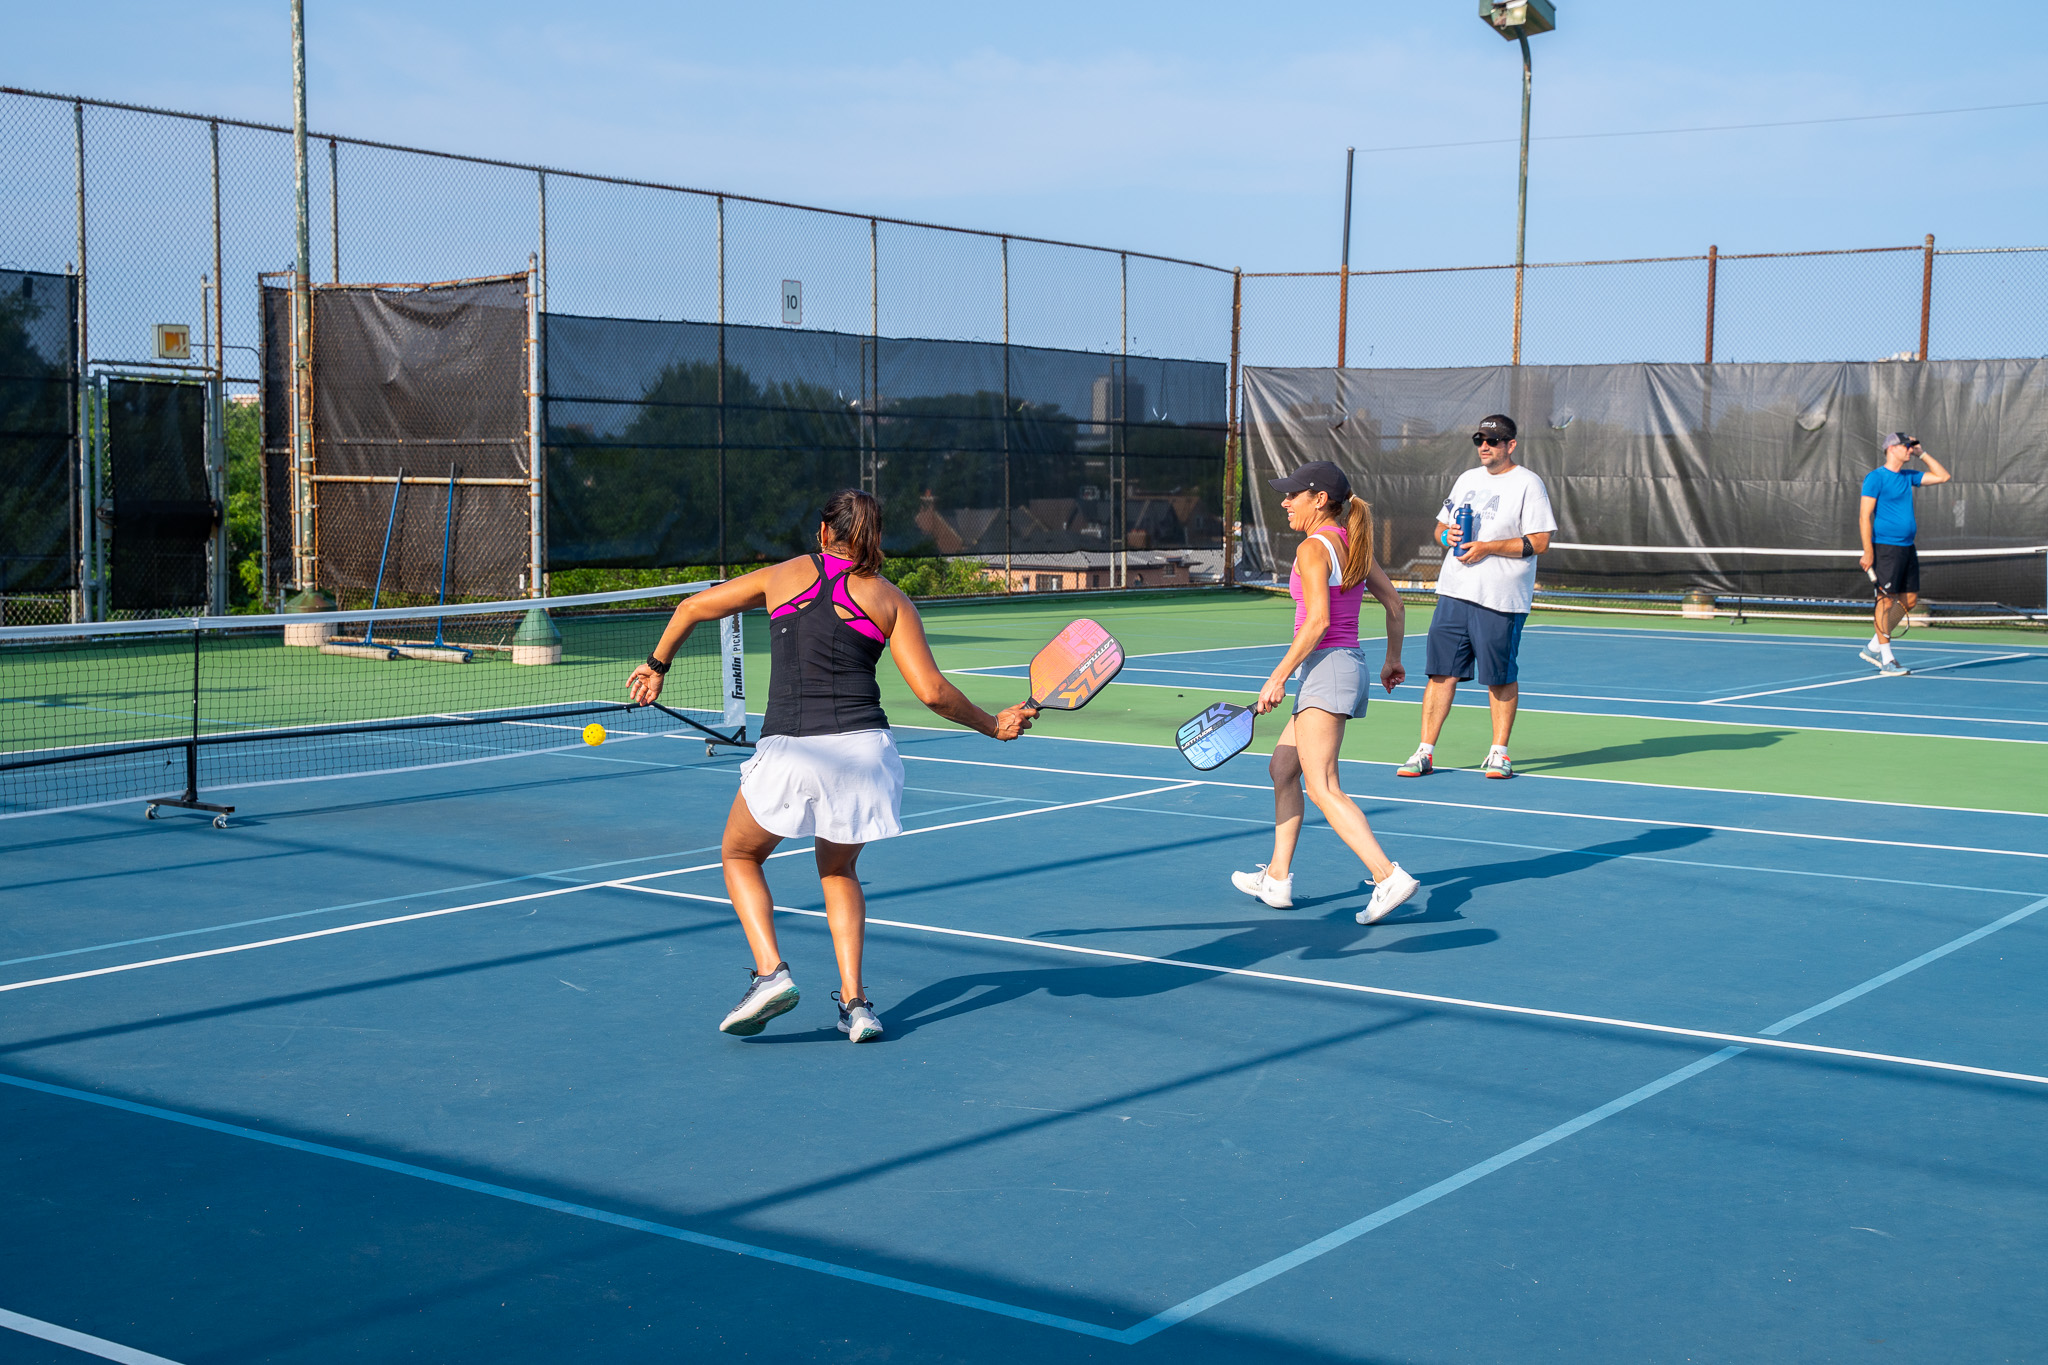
[1232,461,1422,925]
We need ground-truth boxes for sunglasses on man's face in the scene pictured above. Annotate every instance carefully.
[1472,434,1507,447]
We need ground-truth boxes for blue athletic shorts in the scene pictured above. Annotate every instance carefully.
[1424,594,1527,686]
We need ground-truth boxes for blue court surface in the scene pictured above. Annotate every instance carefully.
[957,624,2048,743]
[3,720,2046,1362]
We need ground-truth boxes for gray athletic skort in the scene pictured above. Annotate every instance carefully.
[1293,646,1370,718]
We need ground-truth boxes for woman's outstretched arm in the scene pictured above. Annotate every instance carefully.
[627,570,772,705]
[884,593,1034,740]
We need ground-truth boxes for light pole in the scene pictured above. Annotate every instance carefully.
[1479,1,1555,366]
[291,0,314,597]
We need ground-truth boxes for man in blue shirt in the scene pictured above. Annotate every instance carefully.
[1858,432,1951,675]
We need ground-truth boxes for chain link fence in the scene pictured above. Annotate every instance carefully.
[1243,240,2048,371]
[0,85,1239,624]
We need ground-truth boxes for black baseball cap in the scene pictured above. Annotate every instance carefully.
[1474,414,1517,441]
[1268,460,1352,501]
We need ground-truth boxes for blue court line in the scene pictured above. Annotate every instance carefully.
[1115,890,2048,1343]
[0,1073,1128,1344]
[1102,804,2047,899]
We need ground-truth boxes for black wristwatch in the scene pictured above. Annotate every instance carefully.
[1520,535,1536,559]
[644,653,671,675]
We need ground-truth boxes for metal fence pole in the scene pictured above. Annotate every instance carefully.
[73,100,91,621]
[536,172,548,312]
[1337,146,1354,368]
[1703,244,1718,366]
[1001,235,1012,593]
[1919,233,1935,361]
[526,256,542,597]
[328,138,339,283]
[1225,269,1242,589]
[210,119,228,615]
[716,195,726,575]
[1117,252,1128,589]
[291,0,314,594]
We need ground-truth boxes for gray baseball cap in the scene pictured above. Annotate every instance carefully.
[1881,431,1918,449]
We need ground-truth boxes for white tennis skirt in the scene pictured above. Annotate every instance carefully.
[739,729,905,845]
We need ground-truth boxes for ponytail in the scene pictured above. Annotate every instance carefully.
[1336,494,1374,589]
[821,488,885,576]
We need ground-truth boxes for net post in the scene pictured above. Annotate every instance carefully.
[720,610,747,739]
[1919,233,1935,361]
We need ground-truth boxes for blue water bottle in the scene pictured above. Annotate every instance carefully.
[1454,503,1477,554]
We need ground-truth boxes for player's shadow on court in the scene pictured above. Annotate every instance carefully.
[884,910,1498,1037]
[1403,824,1714,921]
[1515,729,1793,774]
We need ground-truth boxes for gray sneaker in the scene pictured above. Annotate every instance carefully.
[835,993,883,1043]
[719,963,799,1036]
[1356,865,1421,925]
[1879,659,1911,677]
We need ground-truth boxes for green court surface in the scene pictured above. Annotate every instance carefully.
[875,589,2047,814]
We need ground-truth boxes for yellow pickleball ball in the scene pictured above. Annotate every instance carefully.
[582,723,606,746]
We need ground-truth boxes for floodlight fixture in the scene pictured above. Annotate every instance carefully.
[1479,0,1556,39]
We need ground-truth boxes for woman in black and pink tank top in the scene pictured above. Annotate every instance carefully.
[1232,460,1423,926]
[629,490,1036,1044]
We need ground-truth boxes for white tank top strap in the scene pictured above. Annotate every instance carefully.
[1314,529,1344,579]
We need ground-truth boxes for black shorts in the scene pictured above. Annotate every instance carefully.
[1872,543,1919,597]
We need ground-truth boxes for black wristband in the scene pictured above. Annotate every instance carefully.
[1520,535,1535,559]
[644,653,671,675]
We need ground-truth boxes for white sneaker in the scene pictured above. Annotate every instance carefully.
[1356,865,1420,924]
[1858,649,1885,670]
[1231,864,1295,908]
[836,993,883,1043]
[719,963,799,1035]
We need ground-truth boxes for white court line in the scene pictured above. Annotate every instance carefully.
[0,781,1197,996]
[1524,624,2048,655]
[1916,673,2048,686]
[625,885,2048,1089]
[1101,803,2045,899]
[895,753,2048,859]
[0,1307,185,1364]
[1709,653,2031,702]
[947,670,2048,740]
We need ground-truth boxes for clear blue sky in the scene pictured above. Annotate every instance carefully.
[9,1,2045,272]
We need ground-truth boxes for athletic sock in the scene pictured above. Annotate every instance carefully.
[1868,632,1884,651]
[1416,742,1434,756]
[1488,744,1509,756]
[1880,644,1897,664]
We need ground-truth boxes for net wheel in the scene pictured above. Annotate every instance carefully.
[705,741,716,757]
[212,814,229,830]
[145,804,159,820]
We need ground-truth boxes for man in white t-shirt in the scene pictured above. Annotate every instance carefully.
[1397,413,1556,780]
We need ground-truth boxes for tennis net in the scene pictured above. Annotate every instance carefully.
[1390,543,2048,625]
[0,583,747,821]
